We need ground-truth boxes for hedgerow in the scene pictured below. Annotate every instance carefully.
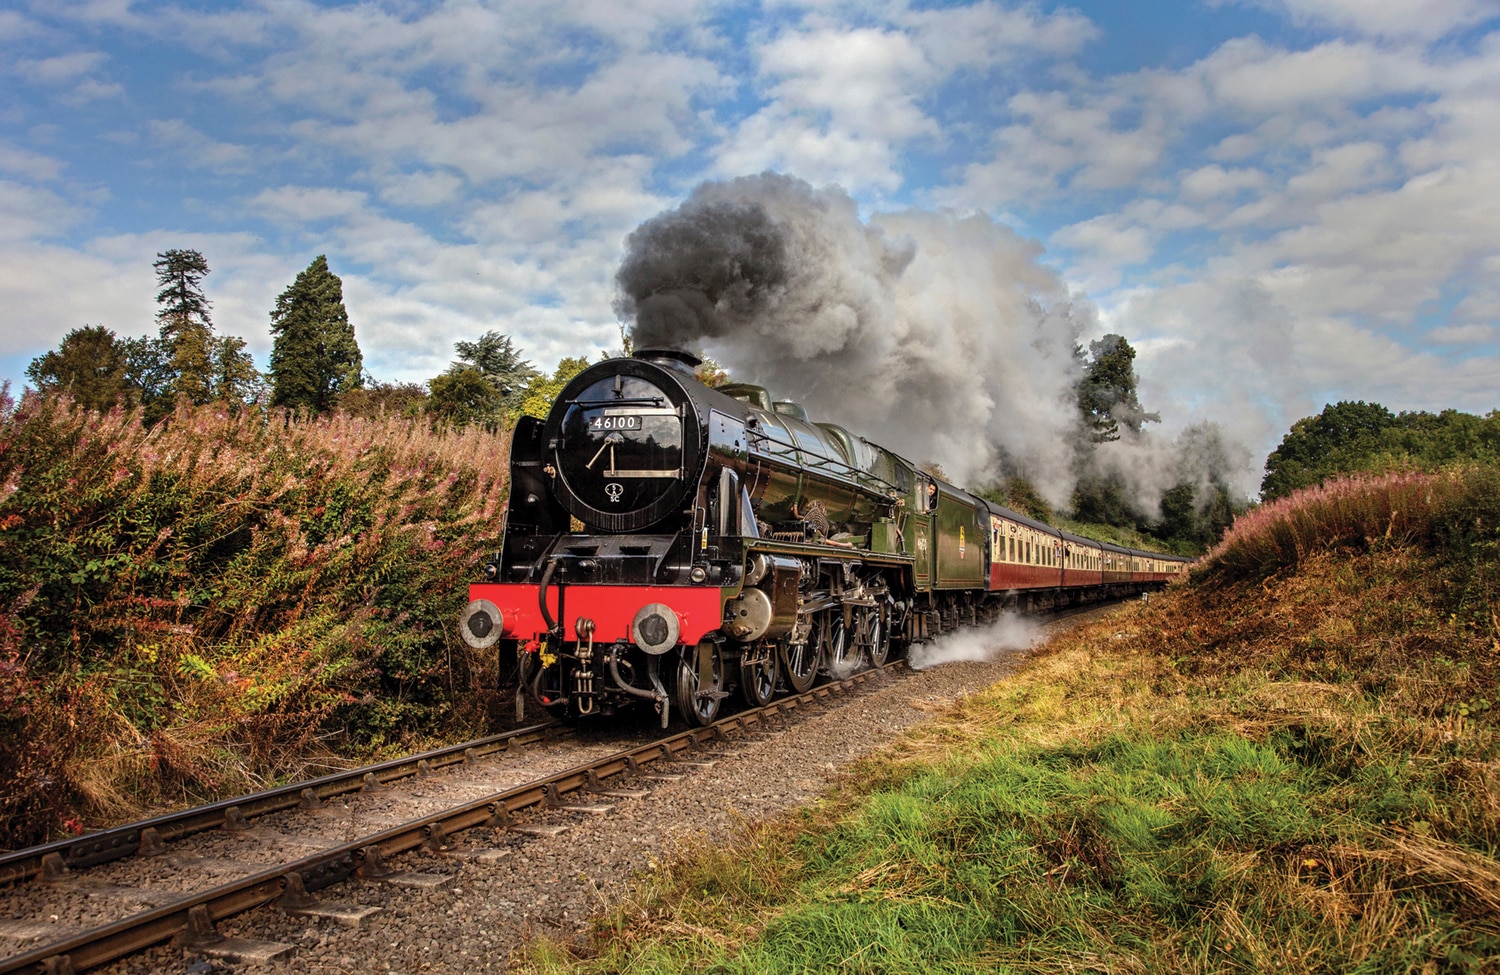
[0,389,510,847]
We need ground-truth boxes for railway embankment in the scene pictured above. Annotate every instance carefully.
[528,466,1500,974]
[0,395,512,850]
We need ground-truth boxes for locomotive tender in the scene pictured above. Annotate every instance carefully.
[459,348,1190,726]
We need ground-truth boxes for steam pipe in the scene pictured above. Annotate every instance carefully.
[607,645,661,701]
[537,558,559,633]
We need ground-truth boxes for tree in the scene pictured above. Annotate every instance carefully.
[338,380,428,420]
[1260,401,1397,500]
[453,332,536,390]
[1071,472,1140,528]
[977,477,1053,523]
[268,256,363,413]
[1076,334,1159,443]
[425,367,502,428]
[514,356,591,420]
[1259,402,1500,499]
[26,326,132,411]
[210,335,261,406]
[153,249,216,407]
[121,335,175,422]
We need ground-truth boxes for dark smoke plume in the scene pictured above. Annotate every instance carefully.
[613,173,1249,507]
[616,200,787,348]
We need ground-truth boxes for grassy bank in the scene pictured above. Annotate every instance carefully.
[530,468,1500,974]
[0,392,510,848]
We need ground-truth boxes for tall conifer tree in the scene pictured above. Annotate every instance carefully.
[268,255,363,413]
[153,249,216,406]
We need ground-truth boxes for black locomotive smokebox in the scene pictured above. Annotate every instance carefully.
[633,347,703,374]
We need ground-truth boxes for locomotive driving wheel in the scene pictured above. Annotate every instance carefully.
[673,640,725,726]
[863,605,891,668]
[820,610,859,678]
[738,645,779,707]
[779,636,820,693]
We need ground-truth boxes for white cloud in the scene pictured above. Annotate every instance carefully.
[16,51,105,84]
[147,119,251,171]
[0,143,63,181]
[1053,215,1155,290]
[376,170,463,208]
[1429,323,1498,344]
[902,1,1100,64]
[1284,141,1391,198]
[1229,0,1500,41]
[1180,163,1268,201]
[0,10,44,40]
[249,186,370,224]
[1200,37,1430,114]
[958,88,1172,206]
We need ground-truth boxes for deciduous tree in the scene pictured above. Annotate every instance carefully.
[26,326,132,411]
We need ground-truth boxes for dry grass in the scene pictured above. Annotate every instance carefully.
[522,465,1500,975]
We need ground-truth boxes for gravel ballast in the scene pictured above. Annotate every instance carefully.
[78,608,1116,974]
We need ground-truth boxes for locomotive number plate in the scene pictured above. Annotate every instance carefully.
[589,414,642,431]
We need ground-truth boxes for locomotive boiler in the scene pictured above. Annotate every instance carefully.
[459,348,1189,726]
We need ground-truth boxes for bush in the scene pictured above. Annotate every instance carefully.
[0,390,510,845]
[1200,470,1457,583]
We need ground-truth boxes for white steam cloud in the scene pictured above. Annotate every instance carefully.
[615,173,1251,511]
[906,613,1042,671]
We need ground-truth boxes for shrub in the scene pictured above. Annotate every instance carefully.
[1200,470,1456,583]
[0,391,510,845]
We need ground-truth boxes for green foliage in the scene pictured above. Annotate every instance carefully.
[976,476,1053,523]
[1070,471,1140,528]
[268,255,363,414]
[26,326,133,411]
[0,392,510,845]
[515,356,591,421]
[1155,481,1236,551]
[121,334,175,420]
[426,367,503,429]
[1261,401,1500,500]
[453,330,538,400]
[337,381,428,420]
[426,331,540,430]
[210,334,261,407]
[154,248,217,408]
[1076,334,1159,444]
[153,248,213,341]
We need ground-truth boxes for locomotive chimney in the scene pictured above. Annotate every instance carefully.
[633,347,703,375]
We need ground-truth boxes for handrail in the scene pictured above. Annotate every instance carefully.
[747,428,902,498]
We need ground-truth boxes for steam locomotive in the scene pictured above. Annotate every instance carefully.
[459,349,1190,726]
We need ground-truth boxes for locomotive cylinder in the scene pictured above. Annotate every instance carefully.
[723,555,801,641]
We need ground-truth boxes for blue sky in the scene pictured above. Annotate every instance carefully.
[3,0,1499,480]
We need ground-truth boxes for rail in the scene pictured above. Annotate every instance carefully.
[0,666,899,975]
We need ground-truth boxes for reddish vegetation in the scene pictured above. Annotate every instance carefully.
[0,390,511,847]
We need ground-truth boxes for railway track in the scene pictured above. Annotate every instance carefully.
[1,596,1133,975]
[0,722,566,890]
[0,664,902,975]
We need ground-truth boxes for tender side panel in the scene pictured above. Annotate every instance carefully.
[934,484,988,589]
